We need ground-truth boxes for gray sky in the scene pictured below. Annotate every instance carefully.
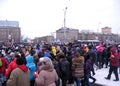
[0,0,120,38]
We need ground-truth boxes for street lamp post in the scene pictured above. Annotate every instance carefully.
[97,22,101,33]
[97,22,101,41]
[63,7,67,43]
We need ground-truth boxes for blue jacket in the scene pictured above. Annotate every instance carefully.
[26,55,36,80]
[44,52,51,57]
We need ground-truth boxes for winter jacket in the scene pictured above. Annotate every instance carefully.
[72,56,84,78]
[6,58,17,78]
[110,48,119,67]
[52,60,62,78]
[118,50,120,65]
[106,48,111,59]
[35,65,58,86]
[0,57,8,74]
[7,64,30,86]
[44,51,51,57]
[26,55,36,80]
[52,46,56,56]
[88,49,96,64]
[85,59,92,74]
[97,46,104,52]
[58,58,70,79]
[5,53,14,64]
[97,42,104,52]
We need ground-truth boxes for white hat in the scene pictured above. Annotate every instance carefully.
[118,45,120,48]
[39,57,53,66]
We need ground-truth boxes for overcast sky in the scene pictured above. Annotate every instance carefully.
[0,0,120,38]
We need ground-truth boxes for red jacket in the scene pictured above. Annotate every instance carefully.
[0,57,8,74]
[110,48,119,67]
[6,58,17,78]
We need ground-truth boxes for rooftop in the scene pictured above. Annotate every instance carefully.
[0,20,19,27]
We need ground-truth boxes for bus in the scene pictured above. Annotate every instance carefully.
[75,40,100,45]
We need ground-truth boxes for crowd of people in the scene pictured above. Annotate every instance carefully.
[0,41,120,86]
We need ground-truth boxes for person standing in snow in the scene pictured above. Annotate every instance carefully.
[26,50,36,86]
[72,51,84,86]
[34,57,58,86]
[105,47,119,81]
[7,54,30,86]
[97,42,104,69]
[117,45,120,74]
[84,53,92,86]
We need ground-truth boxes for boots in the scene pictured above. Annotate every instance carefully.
[113,79,119,81]
[105,77,110,80]
[92,78,96,83]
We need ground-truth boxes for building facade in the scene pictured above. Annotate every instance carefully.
[79,32,97,40]
[0,21,21,42]
[78,32,120,43]
[34,36,54,44]
[56,27,79,43]
[101,27,111,34]
[33,27,120,44]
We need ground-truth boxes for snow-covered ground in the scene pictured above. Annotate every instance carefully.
[93,67,120,86]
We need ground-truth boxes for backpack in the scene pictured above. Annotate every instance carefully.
[0,58,2,67]
[59,59,70,77]
[54,63,62,78]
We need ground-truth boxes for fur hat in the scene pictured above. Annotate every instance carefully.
[39,57,53,66]
[38,57,54,71]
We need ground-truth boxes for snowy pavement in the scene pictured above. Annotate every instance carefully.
[93,67,120,86]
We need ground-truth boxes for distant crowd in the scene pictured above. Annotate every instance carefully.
[0,42,120,86]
